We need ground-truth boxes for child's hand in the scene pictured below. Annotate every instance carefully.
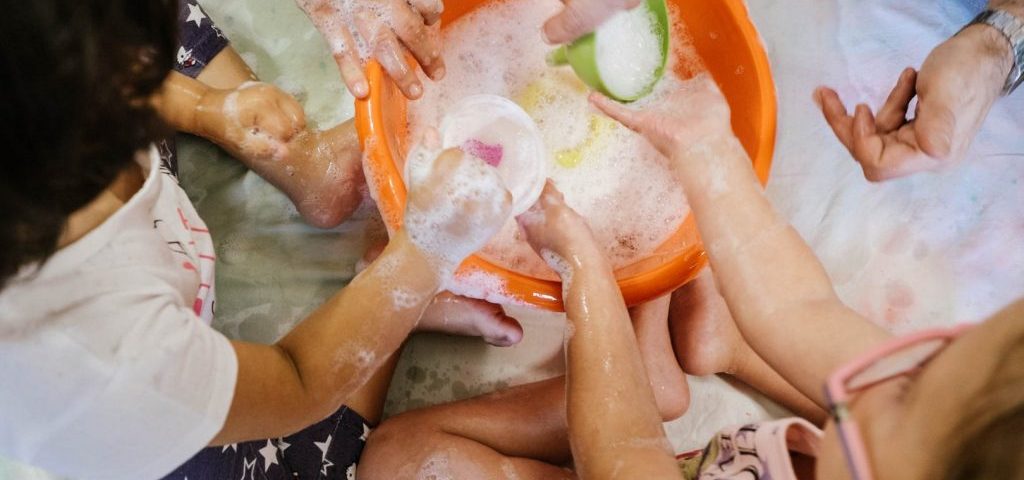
[589,75,733,160]
[403,136,513,277]
[295,0,445,100]
[197,82,307,164]
[517,181,601,277]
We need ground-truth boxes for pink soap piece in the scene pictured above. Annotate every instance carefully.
[463,138,504,167]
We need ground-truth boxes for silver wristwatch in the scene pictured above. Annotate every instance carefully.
[967,9,1024,95]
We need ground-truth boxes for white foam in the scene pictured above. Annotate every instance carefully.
[392,286,425,309]
[294,0,389,61]
[596,4,664,99]
[218,86,287,161]
[408,0,699,280]
[539,249,573,285]
[415,452,453,480]
[446,269,523,307]
[356,349,376,368]
[500,459,520,480]
[403,144,512,276]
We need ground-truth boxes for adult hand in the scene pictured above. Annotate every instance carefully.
[542,0,640,44]
[815,24,1014,182]
[295,0,445,100]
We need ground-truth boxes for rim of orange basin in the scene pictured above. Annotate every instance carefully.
[354,0,775,312]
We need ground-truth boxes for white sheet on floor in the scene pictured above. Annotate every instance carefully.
[4,1,1021,476]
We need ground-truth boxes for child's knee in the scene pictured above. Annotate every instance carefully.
[360,413,442,479]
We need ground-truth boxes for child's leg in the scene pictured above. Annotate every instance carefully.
[631,296,691,421]
[164,2,363,227]
[358,295,692,479]
[668,270,826,424]
[360,378,575,480]
[193,47,365,228]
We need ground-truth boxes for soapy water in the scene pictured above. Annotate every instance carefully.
[596,3,664,100]
[408,0,702,279]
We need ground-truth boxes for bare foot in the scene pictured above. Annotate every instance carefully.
[630,296,690,421]
[277,121,365,228]
[359,240,524,347]
[669,271,829,423]
[668,270,746,377]
[417,293,524,347]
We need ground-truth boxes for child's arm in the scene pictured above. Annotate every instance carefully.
[152,71,306,164]
[591,78,892,407]
[211,145,512,444]
[518,182,682,480]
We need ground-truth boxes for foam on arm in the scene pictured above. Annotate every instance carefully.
[213,231,441,444]
[558,245,682,480]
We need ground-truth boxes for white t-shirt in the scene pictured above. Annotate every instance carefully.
[0,147,238,479]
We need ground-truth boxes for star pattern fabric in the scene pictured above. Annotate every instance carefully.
[162,406,372,480]
[175,1,228,79]
[158,0,232,178]
[185,3,208,28]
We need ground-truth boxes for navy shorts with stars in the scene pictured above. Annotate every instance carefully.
[163,3,373,480]
[176,0,230,79]
[158,0,231,177]
[163,406,372,480]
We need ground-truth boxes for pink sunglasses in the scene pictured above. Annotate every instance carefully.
[823,324,974,480]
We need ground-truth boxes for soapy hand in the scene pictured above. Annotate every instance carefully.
[403,133,513,278]
[543,0,641,44]
[517,181,598,275]
[295,0,445,100]
[589,74,733,159]
[196,81,306,163]
[815,24,1014,181]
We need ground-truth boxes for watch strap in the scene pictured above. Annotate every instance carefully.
[969,9,1024,95]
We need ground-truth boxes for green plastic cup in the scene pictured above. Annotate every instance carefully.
[547,0,670,102]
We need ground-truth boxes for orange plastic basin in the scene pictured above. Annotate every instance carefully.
[355,0,776,311]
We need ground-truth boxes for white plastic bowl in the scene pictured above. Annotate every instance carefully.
[437,94,547,216]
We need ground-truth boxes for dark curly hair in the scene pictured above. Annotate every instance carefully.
[0,0,178,288]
